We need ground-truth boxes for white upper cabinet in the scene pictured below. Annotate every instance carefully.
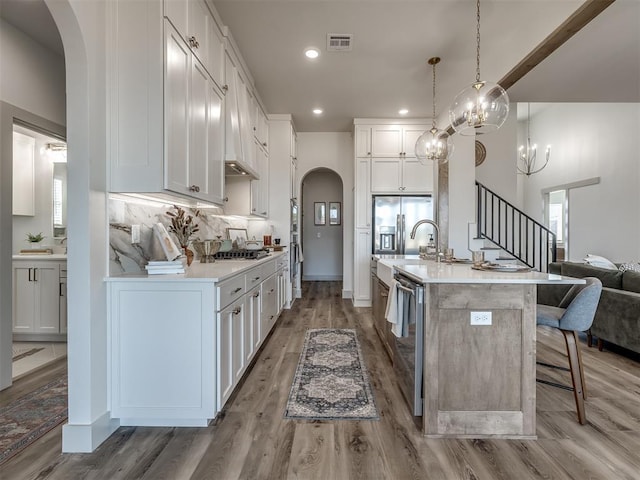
[164,0,224,88]
[371,124,428,158]
[355,126,372,157]
[371,157,434,194]
[164,21,225,204]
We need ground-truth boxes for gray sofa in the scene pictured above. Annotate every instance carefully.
[537,261,640,354]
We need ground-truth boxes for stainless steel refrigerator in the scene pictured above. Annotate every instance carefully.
[373,195,433,254]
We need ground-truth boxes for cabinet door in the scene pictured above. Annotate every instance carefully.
[371,125,403,157]
[224,52,243,163]
[243,293,255,365]
[187,0,210,74]
[250,143,269,217]
[355,126,372,157]
[402,158,434,194]
[218,299,244,407]
[34,264,61,334]
[261,275,277,338]
[59,276,67,334]
[402,126,428,158]
[355,158,371,228]
[13,265,35,332]
[208,20,225,88]
[164,0,187,39]
[353,229,372,304]
[205,81,225,204]
[164,23,191,194]
[188,56,209,197]
[371,158,402,193]
[249,287,262,354]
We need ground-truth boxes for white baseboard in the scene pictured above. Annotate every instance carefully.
[342,289,352,299]
[302,275,342,281]
[352,299,372,308]
[62,411,120,453]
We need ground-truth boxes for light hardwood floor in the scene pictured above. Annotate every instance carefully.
[2,281,640,479]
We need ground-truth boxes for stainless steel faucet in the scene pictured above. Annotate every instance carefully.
[410,219,440,261]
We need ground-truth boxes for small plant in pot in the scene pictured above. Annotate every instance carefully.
[26,232,45,248]
[165,205,201,265]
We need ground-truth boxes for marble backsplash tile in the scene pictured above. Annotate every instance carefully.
[109,196,248,274]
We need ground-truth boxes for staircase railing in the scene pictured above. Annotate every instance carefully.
[476,181,557,272]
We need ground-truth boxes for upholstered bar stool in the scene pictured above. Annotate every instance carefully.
[536,277,602,424]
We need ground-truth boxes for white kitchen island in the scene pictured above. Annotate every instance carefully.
[106,252,287,427]
[385,259,583,439]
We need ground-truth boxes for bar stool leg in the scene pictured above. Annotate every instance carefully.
[562,329,587,424]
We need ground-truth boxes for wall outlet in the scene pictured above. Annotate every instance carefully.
[131,224,140,244]
[317,232,321,238]
[470,311,492,326]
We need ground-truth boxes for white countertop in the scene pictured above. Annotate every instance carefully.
[13,253,67,260]
[106,251,286,283]
[373,255,582,285]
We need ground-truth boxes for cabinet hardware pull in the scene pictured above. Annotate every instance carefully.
[270,289,274,293]
[253,292,260,298]
[60,283,64,297]
[33,268,37,282]
[253,126,257,131]
[232,287,242,294]
[222,84,229,92]
[28,268,32,282]
[261,211,267,215]
[188,36,199,48]
[233,306,242,315]
[262,142,267,147]
[253,276,260,281]
[189,185,200,192]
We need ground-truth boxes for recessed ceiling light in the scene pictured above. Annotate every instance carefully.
[313,108,323,115]
[305,48,320,59]
[399,109,409,115]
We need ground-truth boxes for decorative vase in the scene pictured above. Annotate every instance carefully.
[183,246,194,266]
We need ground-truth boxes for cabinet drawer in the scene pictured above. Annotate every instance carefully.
[246,263,270,289]
[275,256,287,271]
[218,274,245,310]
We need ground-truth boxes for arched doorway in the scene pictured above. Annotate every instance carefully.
[300,168,344,282]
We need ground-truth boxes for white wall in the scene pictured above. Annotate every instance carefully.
[520,103,640,262]
[297,133,353,296]
[475,107,519,205]
[0,18,66,126]
[301,169,343,280]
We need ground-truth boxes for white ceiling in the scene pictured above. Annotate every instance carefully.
[1,0,638,132]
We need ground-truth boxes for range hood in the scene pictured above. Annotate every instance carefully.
[225,160,259,180]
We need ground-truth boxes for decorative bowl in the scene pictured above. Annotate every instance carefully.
[191,239,222,263]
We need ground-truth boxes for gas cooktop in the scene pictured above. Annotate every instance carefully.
[213,249,269,260]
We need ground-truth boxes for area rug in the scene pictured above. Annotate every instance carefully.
[0,376,67,465]
[284,329,379,420]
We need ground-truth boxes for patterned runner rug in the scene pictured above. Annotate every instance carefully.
[0,376,67,465]
[285,329,378,420]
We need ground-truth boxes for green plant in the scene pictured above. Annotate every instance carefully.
[165,205,201,247]
[26,232,44,243]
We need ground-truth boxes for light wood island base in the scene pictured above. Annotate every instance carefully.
[422,283,537,438]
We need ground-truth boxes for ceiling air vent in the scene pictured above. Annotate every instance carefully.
[327,34,353,51]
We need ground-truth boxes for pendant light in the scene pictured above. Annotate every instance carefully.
[415,57,453,165]
[517,103,550,176]
[449,0,509,135]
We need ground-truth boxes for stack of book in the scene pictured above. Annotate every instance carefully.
[144,259,186,275]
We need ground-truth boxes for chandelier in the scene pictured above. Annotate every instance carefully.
[415,57,453,165]
[448,0,509,135]
[517,103,550,176]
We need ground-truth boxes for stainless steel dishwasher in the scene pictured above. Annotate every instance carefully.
[393,271,425,417]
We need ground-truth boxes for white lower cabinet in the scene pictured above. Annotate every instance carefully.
[218,295,245,408]
[13,259,66,335]
[108,254,287,425]
[109,281,216,426]
[353,229,372,306]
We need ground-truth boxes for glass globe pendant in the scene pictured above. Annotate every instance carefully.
[415,57,453,165]
[448,0,509,136]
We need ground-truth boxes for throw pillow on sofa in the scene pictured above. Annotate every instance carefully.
[584,254,617,270]
[618,262,640,273]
